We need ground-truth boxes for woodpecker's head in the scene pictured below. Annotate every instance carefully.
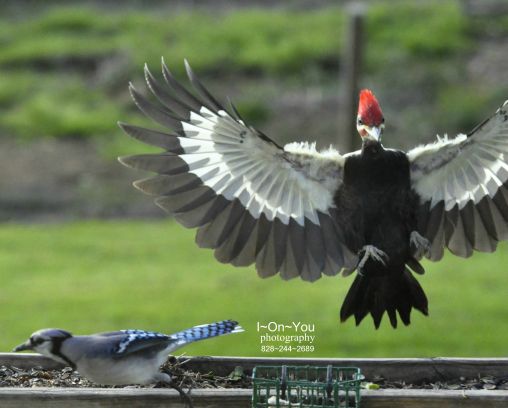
[357,89,384,143]
[13,328,73,359]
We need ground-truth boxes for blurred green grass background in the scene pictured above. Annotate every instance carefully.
[1,220,507,357]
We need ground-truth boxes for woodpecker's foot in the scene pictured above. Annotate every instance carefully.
[358,245,389,273]
[410,231,431,259]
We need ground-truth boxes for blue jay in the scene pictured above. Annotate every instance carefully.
[13,319,243,385]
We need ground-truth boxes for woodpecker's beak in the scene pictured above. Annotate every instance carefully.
[13,341,32,352]
[366,126,382,142]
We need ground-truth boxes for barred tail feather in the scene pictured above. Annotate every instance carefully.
[171,319,243,344]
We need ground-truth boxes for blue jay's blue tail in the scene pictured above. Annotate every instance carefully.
[171,320,243,345]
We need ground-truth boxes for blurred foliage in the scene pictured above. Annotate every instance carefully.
[0,7,344,74]
[366,1,470,63]
[436,87,505,133]
[467,13,508,37]
[0,1,506,146]
[2,73,123,138]
[0,6,345,142]
[234,100,271,123]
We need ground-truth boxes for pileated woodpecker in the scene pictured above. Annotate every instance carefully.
[119,61,508,328]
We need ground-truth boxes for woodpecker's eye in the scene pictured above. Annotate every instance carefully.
[381,117,385,123]
[357,118,363,125]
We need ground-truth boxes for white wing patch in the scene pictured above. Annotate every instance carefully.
[409,101,508,211]
[178,107,344,226]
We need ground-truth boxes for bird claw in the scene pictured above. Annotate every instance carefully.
[410,231,431,258]
[358,245,389,272]
[171,383,194,408]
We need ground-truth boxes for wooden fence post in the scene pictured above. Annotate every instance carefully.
[341,3,366,153]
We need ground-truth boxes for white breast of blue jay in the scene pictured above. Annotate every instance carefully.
[62,331,174,385]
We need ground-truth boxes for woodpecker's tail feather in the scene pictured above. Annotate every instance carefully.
[340,267,428,328]
[170,319,244,344]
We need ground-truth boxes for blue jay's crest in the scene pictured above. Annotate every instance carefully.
[38,328,73,339]
[171,320,243,344]
[116,330,169,354]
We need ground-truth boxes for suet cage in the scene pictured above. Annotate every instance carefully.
[252,365,363,408]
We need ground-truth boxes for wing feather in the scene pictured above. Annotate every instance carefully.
[318,212,345,276]
[118,123,181,150]
[301,246,321,282]
[486,198,508,240]
[256,218,288,278]
[120,61,355,280]
[471,205,497,252]
[129,85,183,130]
[161,60,204,111]
[172,196,228,228]
[216,199,248,248]
[215,211,256,263]
[231,215,271,267]
[304,221,327,278]
[184,60,224,112]
[144,65,193,118]
[409,100,508,259]
[155,186,216,214]
[195,200,241,249]
[476,198,498,239]
[134,173,202,196]
[445,205,473,257]
[280,246,300,280]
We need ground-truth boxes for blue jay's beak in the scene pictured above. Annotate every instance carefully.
[13,341,32,352]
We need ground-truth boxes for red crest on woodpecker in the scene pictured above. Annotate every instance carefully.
[358,89,383,127]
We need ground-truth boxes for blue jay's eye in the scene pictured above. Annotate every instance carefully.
[31,337,44,346]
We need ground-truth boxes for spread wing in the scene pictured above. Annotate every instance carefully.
[408,100,508,260]
[119,60,357,281]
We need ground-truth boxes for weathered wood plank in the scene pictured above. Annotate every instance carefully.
[0,388,507,408]
[0,388,251,408]
[2,354,508,383]
[182,356,508,383]
[361,390,508,408]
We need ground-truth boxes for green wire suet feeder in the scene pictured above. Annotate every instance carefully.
[252,365,363,407]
